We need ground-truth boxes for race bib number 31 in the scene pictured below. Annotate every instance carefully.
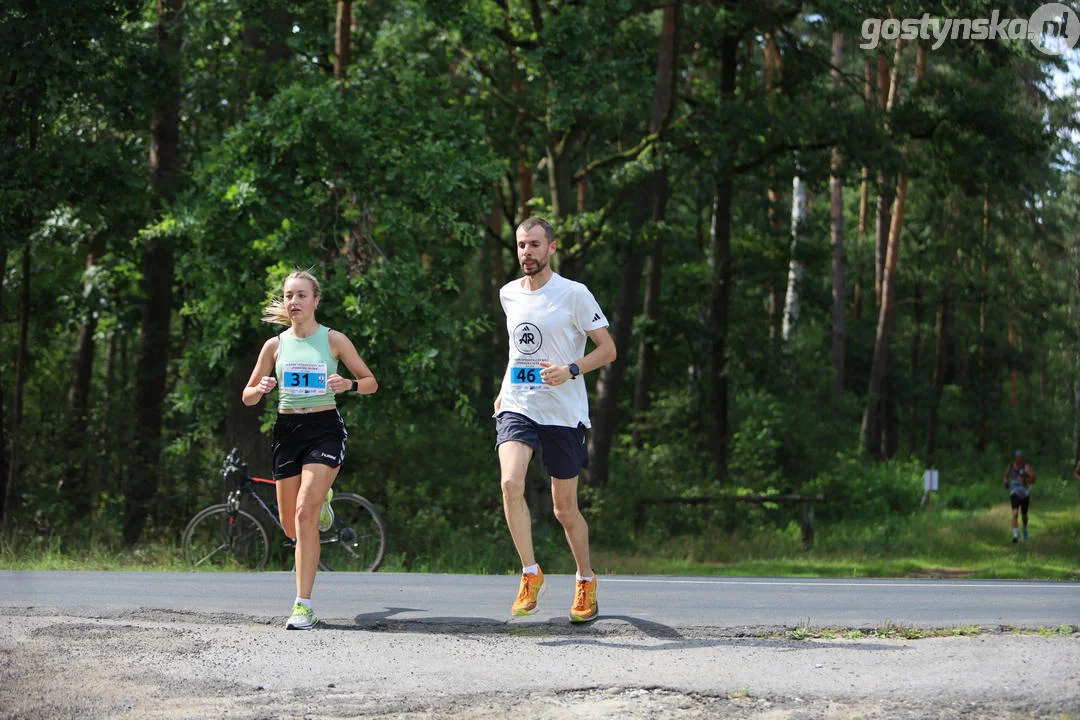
[281,362,327,395]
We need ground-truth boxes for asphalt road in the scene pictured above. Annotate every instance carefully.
[3,570,1077,630]
[3,571,1078,719]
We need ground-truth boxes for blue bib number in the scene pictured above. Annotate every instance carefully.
[282,362,327,395]
[511,366,542,385]
[284,372,325,389]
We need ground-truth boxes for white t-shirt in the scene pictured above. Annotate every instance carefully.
[496,273,610,428]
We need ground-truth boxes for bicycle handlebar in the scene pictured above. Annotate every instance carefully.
[221,448,248,484]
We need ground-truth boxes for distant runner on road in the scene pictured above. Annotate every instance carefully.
[1003,450,1035,543]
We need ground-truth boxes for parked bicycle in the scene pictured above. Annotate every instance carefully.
[182,448,386,572]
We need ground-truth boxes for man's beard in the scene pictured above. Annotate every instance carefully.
[521,258,548,276]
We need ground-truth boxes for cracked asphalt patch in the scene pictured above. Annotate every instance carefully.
[1,608,1077,719]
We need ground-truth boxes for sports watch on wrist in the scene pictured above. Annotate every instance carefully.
[568,363,580,380]
[350,379,358,392]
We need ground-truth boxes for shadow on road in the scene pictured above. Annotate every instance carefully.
[336,607,904,652]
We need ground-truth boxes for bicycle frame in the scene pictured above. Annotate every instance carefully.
[220,450,289,540]
[229,478,286,535]
[186,448,387,572]
[222,453,323,550]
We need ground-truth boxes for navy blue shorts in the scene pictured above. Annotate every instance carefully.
[271,409,348,480]
[495,411,589,480]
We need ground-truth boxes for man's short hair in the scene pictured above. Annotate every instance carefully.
[518,216,555,243]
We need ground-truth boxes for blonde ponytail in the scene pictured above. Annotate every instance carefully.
[261,269,322,327]
[261,296,291,326]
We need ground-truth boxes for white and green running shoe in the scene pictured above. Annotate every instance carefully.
[285,603,319,630]
[318,488,335,532]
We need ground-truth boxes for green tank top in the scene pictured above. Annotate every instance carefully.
[275,325,338,411]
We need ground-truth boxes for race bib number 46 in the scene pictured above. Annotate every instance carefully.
[510,364,548,389]
[281,362,327,395]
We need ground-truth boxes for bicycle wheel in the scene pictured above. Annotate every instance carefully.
[182,504,271,571]
[318,492,386,572]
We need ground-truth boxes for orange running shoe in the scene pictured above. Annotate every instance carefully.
[569,577,598,623]
[511,567,546,616]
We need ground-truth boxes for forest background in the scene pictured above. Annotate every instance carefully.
[2,0,1078,578]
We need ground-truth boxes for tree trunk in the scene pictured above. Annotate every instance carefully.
[0,246,6,523]
[241,5,292,101]
[781,175,806,350]
[63,231,108,518]
[829,31,846,396]
[764,33,785,348]
[853,54,874,325]
[1008,308,1018,407]
[334,0,351,80]
[124,0,183,544]
[977,192,990,451]
[861,172,906,457]
[589,0,680,482]
[509,34,535,220]
[482,195,503,405]
[633,201,664,424]
[908,280,923,453]
[925,285,952,466]
[873,48,892,311]
[587,246,645,487]
[516,156,533,220]
[708,35,738,485]
[1074,282,1080,464]
[225,345,273,480]
[861,42,926,457]
[68,231,107,421]
[633,0,681,430]
[2,247,30,533]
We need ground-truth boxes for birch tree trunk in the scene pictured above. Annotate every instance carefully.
[781,175,807,350]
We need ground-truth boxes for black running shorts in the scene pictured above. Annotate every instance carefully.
[1009,493,1030,512]
[271,409,348,480]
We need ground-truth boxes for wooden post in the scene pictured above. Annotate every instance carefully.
[927,489,934,542]
[800,501,815,549]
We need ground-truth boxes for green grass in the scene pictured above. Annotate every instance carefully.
[593,502,1080,580]
[778,618,985,641]
[0,534,188,571]
[2,501,1079,580]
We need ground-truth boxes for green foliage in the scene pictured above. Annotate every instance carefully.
[810,453,923,523]
[2,0,1079,579]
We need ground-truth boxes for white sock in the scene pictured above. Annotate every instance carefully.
[1012,529,1019,538]
[522,564,539,576]
[295,597,311,609]
[577,575,594,583]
